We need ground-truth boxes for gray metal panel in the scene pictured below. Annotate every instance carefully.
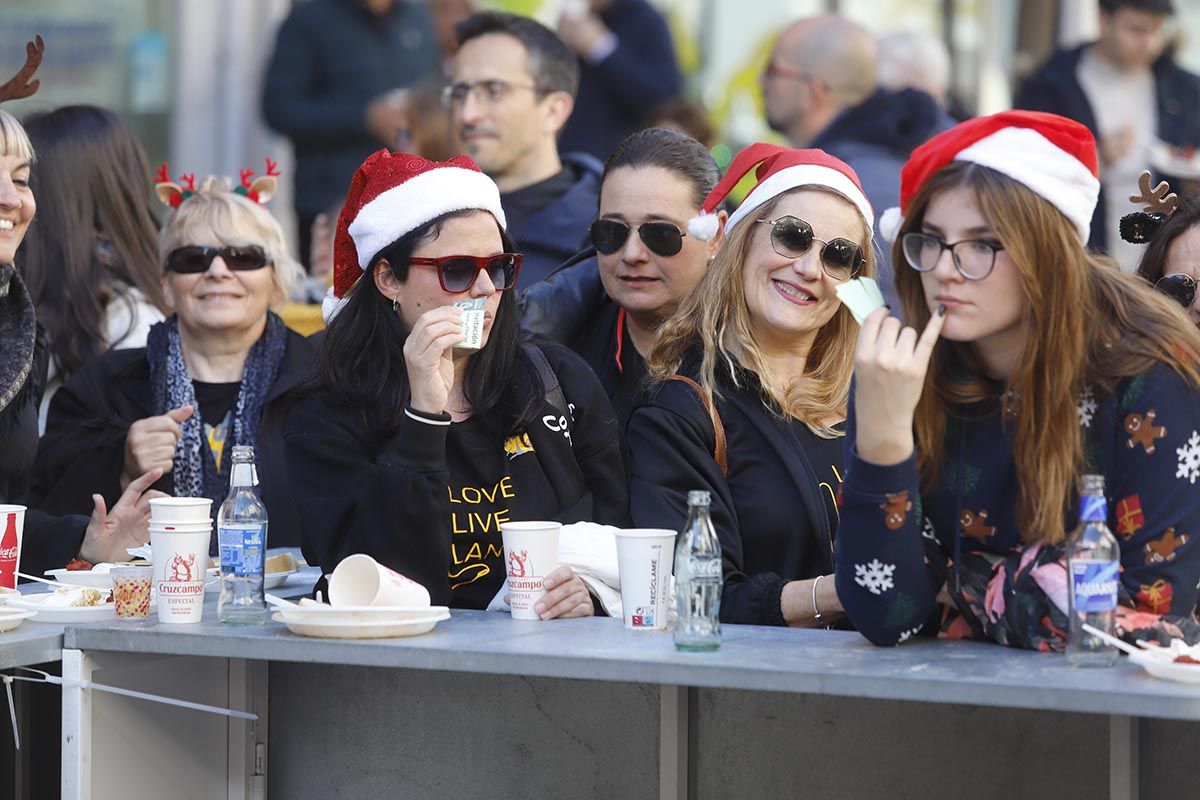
[0,623,63,669]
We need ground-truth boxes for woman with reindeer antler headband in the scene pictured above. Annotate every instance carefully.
[32,163,314,553]
[1120,170,1200,327]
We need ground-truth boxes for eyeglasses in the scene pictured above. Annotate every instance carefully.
[1155,273,1197,309]
[590,219,688,257]
[901,232,1004,281]
[762,60,808,82]
[165,245,270,274]
[409,253,523,293]
[441,80,542,108]
[755,216,865,280]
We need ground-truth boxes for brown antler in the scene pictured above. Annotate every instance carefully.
[0,36,44,104]
[1129,170,1178,215]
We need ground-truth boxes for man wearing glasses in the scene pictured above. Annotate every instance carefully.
[448,12,602,289]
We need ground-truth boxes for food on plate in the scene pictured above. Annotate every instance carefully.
[1175,655,1200,665]
[43,586,112,607]
[65,557,93,571]
[265,552,298,574]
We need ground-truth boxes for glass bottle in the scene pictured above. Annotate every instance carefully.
[217,446,268,625]
[674,490,722,651]
[1066,474,1120,667]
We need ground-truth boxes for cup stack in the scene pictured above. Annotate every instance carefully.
[149,498,213,624]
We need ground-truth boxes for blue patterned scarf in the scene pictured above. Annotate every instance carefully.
[146,313,287,508]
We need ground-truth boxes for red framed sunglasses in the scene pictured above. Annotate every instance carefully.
[408,253,523,293]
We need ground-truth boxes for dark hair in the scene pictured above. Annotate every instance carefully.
[601,127,719,210]
[20,105,168,377]
[1136,191,1200,284]
[649,99,716,148]
[308,210,543,435]
[454,11,579,97]
[1099,0,1173,14]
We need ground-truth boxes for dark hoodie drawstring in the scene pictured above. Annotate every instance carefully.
[952,419,968,594]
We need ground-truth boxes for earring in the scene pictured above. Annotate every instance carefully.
[392,297,399,312]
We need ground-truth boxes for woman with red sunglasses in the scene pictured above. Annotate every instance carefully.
[627,144,876,628]
[283,151,628,615]
[33,172,313,551]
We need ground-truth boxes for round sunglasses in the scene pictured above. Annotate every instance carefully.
[590,219,687,258]
[165,245,270,274]
[755,216,865,280]
[1155,272,1197,309]
[408,253,523,293]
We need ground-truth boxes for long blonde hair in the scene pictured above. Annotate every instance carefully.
[897,162,1200,545]
[646,187,875,437]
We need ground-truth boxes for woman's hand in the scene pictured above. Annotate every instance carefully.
[402,305,463,415]
[122,405,193,486]
[852,307,945,465]
[534,565,595,619]
[79,468,167,564]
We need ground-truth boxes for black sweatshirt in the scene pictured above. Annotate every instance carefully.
[627,360,843,626]
[282,342,630,608]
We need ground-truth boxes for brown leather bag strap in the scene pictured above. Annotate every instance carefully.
[666,375,728,478]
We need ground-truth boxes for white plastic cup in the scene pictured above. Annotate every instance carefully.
[614,529,677,631]
[151,524,211,623]
[148,521,213,534]
[0,505,26,590]
[500,521,560,620]
[149,497,213,524]
[328,554,431,607]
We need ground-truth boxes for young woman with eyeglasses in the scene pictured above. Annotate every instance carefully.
[283,152,628,614]
[33,172,313,550]
[839,112,1200,650]
[1135,190,1200,327]
[626,144,876,627]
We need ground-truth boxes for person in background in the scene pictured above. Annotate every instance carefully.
[556,0,683,161]
[876,29,970,121]
[262,0,439,269]
[1015,0,1200,268]
[1134,190,1200,326]
[760,15,949,307]
[839,111,1200,650]
[628,144,878,628]
[32,171,312,550]
[448,11,601,288]
[20,105,170,429]
[287,150,628,612]
[648,99,715,148]
[521,127,724,426]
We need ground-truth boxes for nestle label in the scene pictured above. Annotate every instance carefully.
[1070,559,1118,613]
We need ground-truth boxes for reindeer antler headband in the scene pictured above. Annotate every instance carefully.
[0,35,44,105]
[154,158,280,208]
[1120,170,1179,244]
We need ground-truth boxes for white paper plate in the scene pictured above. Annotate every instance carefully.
[7,593,118,623]
[275,604,449,626]
[0,587,18,606]
[45,568,118,589]
[1149,140,1200,182]
[1129,649,1200,684]
[273,609,449,639]
[0,608,35,632]
[264,569,300,589]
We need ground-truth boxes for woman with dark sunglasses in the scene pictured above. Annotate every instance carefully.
[1134,190,1200,327]
[627,144,876,627]
[521,127,725,426]
[32,173,313,550]
[282,151,628,614]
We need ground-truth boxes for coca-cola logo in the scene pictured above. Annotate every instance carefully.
[0,546,16,560]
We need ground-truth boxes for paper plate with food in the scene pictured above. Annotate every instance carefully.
[8,586,120,623]
[1128,638,1200,685]
[263,552,303,589]
[0,607,35,632]
[1149,140,1200,182]
[0,586,18,606]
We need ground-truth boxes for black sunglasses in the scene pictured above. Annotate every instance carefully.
[755,216,864,280]
[1155,273,1197,309]
[409,253,523,293]
[590,219,687,257]
[165,245,270,274]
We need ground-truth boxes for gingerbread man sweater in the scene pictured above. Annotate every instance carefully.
[836,363,1200,649]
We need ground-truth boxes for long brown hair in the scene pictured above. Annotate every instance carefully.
[647,188,875,437]
[896,162,1200,545]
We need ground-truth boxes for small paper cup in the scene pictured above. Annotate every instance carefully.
[0,504,26,591]
[328,554,431,607]
[111,565,154,622]
[614,529,676,631]
[151,526,211,624]
[149,497,213,524]
[500,521,560,620]
[453,298,486,350]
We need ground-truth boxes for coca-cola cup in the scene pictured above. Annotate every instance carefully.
[0,505,25,590]
[328,554,430,607]
[150,523,211,624]
[613,529,676,631]
[500,521,560,620]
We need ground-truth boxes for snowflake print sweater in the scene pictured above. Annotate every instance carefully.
[836,363,1200,649]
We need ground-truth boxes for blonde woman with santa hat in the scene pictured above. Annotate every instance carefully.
[839,110,1200,650]
[284,150,628,615]
[628,144,877,628]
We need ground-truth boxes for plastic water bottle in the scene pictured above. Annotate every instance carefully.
[1066,474,1119,667]
[674,490,722,651]
[217,446,268,625]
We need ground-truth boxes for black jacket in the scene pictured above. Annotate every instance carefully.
[31,330,315,547]
[1015,44,1200,251]
[507,154,603,289]
[282,342,630,607]
[627,360,843,626]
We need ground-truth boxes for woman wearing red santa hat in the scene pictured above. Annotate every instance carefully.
[839,110,1200,649]
[627,143,877,628]
[284,150,628,615]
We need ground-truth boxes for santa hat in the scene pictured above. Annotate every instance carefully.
[686,143,874,242]
[878,110,1100,244]
[324,150,506,321]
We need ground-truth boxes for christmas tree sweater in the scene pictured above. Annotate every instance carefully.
[835,363,1200,649]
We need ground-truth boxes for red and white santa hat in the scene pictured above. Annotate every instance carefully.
[324,150,506,321]
[878,110,1100,244]
[686,143,874,242]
